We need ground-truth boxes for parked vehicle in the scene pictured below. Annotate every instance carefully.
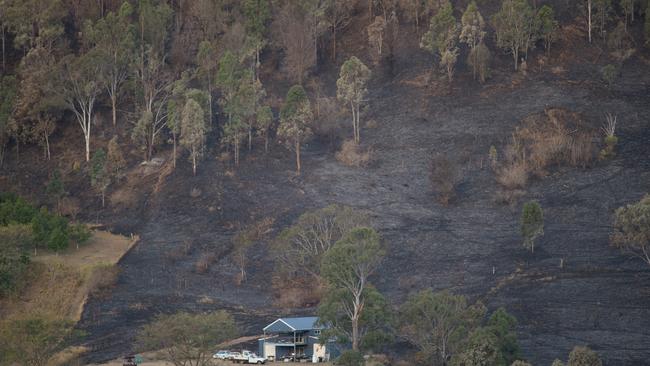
[231,350,266,364]
[213,350,231,360]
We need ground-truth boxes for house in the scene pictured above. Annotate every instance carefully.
[258,316,340,362]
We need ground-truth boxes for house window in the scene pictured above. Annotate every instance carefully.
[314,330,321,336]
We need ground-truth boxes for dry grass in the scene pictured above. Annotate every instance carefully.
[195,252,217,274]
[495,108,595,192]
[336,139,372,167]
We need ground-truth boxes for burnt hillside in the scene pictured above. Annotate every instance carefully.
[1,0,649,365]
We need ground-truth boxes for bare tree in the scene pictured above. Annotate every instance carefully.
[272,2,320,83]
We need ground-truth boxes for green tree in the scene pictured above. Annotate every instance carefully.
[273,205,370,287]
[521,200,543,253]
[451,327,499,366]
[611,194,650,265]
[90,148,110,207]
[510,361,532,366]
[460,2,486,80]
[46,169,65,213]
[83,1,135,127]
[0,237,30,297]
[320,227,386,351]
[243,0,270,79]
[337,56,371,144]
[278,85,313,174]
[196,40,217,124]
[136,311,237,366]
[255,105,273,154]
[467,42,491,83]
[0,75,16,165]
[486,308,520,365]
[537,5,558,56]
[335,350,365,366]
[180,99,206,176]
[421,1,460,82]
[133,0,173,161]
[492,0,537,71]
[567,346,602,366]
[399,289,485,365]
[107,136,127,182]
[0,317,72,366]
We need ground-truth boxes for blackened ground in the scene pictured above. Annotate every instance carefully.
[76,29,650,366]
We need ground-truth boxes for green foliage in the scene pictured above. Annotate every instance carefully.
[90,148,110,205]
[46,170,65,206]
[399,289,486,364]
[537,5,558,55]
[601,64,619,88]
[0,236,30,297]
[492,0,537,71]
[567,346,602,366]
[319,227,386,351]
[510,361,532,366]
[452,326,499,366]
[180,99,207,175]
[521,200,543,252]
[0,316,73,366]
[421,1,459,81]
[487,308,521,365]
[611,194,650,265]
[31,208,69,252]
[243,0,271,38]
[335,350,365,366]
[273,204,369,282]
[278,85,313,172]
[337,56,371,143]
[137,310,238,366]
[461,2,487,81]
[69,223,92,247]
[107,136,127,182]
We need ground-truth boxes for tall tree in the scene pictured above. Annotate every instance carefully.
[320,227,385,351]
[337,56,371,145]
[399,289,485,365]
[0,75,16,165]
[180,99,206,176]
[255,105,273,154]
[593,0,612,40]
[537,5,558,56]
[59,52,103,162]
[421,1,459,82]
[278,85,313,174]
[324,0,355,60]
[611,194,650,265]
[137,311,238,366]
[243,0,271,80]
[521,200,544,253]
[83,1,135,127]
[2,0,65,53]
[90,148,110,207]
[460,1,486,80]
[196,40,217,125]
[133,0,173,161]
[492,0,536,71]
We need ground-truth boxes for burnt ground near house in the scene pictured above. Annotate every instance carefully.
[74,38,650,365]
[0,3,649,365]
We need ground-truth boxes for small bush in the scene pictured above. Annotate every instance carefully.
[601,64,619,87]
[195,253,217,274]
[429,153,461,205]
[497,161,528,190]
[336,140,372,167]
[336,350,364,366]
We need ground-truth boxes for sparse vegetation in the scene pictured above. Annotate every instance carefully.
[521,200,544,253]
[611,194,650,265]
[137,310,238,366]
[336,139,372,167]
[429,153,461,205]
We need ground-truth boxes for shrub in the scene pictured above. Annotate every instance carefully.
[429,153,461,205]
[497,161,528,190]
[496,109,595,192]
[336,139,372,167]
[611,194,650,266]
[521,201,544,253]
[567,346,602,366]
[336,350,364,366]
[0,240,30,297]
[195,252,217,274]
[601,64,619,87]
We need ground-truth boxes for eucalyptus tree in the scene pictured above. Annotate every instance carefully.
[278,85,313,174]
[337,56,371,144]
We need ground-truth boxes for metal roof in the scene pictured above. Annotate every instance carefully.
[263,316,323,332]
